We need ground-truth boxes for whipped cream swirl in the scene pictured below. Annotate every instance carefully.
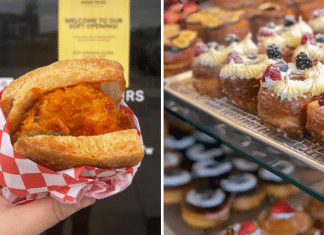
[272,78,306,101]
[198,47,226,67]
[304,62,324,96]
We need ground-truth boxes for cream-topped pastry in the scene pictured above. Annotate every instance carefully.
[258,55,317,136]
[259,201,313,235]
[222,33,258,56]
[220,220,269,235]
[309,9,324,34]
[191,46,226,97]
[304,62,324,96]
[281,16,313,48]
[220,52,276,112]
[293,40,319,61]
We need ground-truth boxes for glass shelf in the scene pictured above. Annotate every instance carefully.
[164,72,324,202]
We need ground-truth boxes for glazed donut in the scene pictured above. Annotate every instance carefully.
[181,184,231,229]
[220,173,265,213]
[164,168,192,205]
[258,160,299,200]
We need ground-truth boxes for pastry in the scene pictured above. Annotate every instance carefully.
[259,200,313,235]
[292,33,320,62]
[0,58,144,171]
[164,150,183,172]
[192,160,233,187]
[193,130,222,149]
[220,220,269,235]
[309,8,324,34]
[205,9,250,43]
[164,133,195,155]
[220,173,265,213]
[164,168,192,205]
[295,0,324,22]
[232,157,260,175]
[258,160,299,199]
[220,49,275,112]
[258,53,316,136]
[191,45,226,97]
[305,196,324,229]
[249,2,290,42]
[181,182,231,229]
[164,25,198,77]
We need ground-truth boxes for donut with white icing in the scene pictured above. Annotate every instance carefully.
[181,183,231,229]
[192,160,232,180]
[164,150,183,172]
[164,169,192,205]
[220,173,265,212]
[232,157,260,174]
[164,134,195,154]
[258,161,299,200]
[186,144,225,163]
[193,131,222,149]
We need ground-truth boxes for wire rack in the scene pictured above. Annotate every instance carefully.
[165,75,324,172]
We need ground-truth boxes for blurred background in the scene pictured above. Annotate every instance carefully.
[0,0,161,234]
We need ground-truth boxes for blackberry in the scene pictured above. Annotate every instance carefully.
[316,33,324,43]
[276,61,288,72]
[206,41,219,50]
[224,33,239,46]
[284,15,295,27]
[296,52,313,70]
[266,22,276,29]
[247,53,257,60]
[266,43,282,59]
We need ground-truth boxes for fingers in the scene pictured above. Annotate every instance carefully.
[0,196,96,235]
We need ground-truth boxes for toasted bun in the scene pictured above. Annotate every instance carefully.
[1,58,126,136]
[13,129,144,171]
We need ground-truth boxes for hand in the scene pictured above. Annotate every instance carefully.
[0,195,96,235]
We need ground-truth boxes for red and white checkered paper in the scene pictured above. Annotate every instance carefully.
[0,88,143,205]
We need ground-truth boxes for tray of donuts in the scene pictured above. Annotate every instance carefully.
[164,133,324,234]
[163,130,313,233]
[164,11,324,172]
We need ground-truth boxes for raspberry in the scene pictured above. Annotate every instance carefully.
[300,33,317,45]
[284,15,295,27]
[258,27,274,37]
[194,42,208,57]
[224,33,239,46]
[296,52,313,70]
[316,33,324,43]
[206,41,219,50]
[267,43,282,60]
[318,91,324,106]
[183,3,199,14]
[164,11,181,24]
[225,51,243,64]
[262,64,282,82]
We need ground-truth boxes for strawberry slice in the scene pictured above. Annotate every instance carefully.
[164,10,181,24]
[225,51,243,64]
[318,90,324,106]
[262,64,282,83]
[300,33,317,45]
[271,200,295,214]
[258,27,274,37]
[184,3,199,14]
[238,220,256,235]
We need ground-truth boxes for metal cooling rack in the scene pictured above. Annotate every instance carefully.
[165,74,324,173]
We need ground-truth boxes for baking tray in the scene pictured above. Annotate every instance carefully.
[164,72,324,173]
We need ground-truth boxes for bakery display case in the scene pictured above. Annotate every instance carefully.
[164,0,324,233]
